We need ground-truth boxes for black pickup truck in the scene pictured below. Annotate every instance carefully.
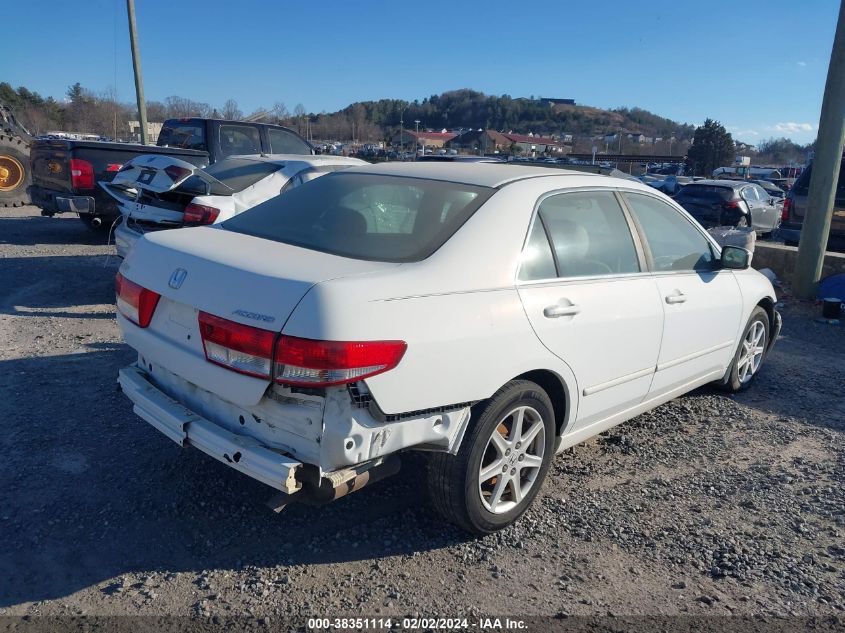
[29,118,312,231]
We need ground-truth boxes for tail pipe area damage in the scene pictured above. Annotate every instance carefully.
[267,454,402,513]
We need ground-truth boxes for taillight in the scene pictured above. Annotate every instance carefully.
[273,336,407,387]
[69,158,95,189]
[164,165,192,181]
[782,198,791,221]
[115,272,161,328]
[106,163,123,172]
[723,200,741,209]
[183,203,220,225]
[198,312,275,378]
[197,312,408,386]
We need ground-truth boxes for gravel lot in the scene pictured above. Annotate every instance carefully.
[1,206,844,621]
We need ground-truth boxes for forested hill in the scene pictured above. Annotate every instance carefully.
[335,89,696,139]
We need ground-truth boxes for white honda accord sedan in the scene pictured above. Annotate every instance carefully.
[115,162,780,534]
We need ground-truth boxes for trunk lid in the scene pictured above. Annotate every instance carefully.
[119,226,399,405]
[100,155,232,224]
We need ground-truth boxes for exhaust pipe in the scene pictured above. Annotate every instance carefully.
[90,216,102,228]
[265,455,401,513]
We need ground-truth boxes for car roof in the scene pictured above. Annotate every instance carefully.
[685,179,748,189]
[340,161,607,188]
[224,154,367,167]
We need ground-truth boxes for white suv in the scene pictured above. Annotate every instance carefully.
[115,162,780,534]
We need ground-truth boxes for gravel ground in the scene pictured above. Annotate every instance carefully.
[1,206,844,621]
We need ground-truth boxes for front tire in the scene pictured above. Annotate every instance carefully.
[427,380,555,534]
[719,307,769,392]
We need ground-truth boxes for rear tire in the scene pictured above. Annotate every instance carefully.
[0,133,31,208]
[718,307,769,393]
[426,380,555,534]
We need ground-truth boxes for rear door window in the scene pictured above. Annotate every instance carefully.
[219,124,262,157]
[535,191,640,278]
[268,128,312,155]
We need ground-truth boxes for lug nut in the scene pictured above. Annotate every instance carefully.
[510,468,516,475]
[505,448,511,456]
[518,454,524,462]
[516,442,521,449]
[502,465,508,472]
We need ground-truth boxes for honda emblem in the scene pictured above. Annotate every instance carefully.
[168,268,187,289]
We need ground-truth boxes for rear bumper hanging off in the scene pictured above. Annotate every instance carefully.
[118,365,303,494]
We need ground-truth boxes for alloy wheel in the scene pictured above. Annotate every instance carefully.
[478,405,546,514]
[737,320,766,384]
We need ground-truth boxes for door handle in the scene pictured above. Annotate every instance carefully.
[543,303,580,318]
[665,292,687,304]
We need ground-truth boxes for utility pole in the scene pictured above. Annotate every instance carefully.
[794,0,845,299]
[414,120,420,159]
[126,0,148,144]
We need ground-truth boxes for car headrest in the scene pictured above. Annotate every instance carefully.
[320,206,367,237]
[546,217,589,265]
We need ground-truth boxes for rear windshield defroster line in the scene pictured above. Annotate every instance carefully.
[222,173,495,263]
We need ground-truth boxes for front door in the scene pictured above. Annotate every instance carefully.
[621,192,743,395]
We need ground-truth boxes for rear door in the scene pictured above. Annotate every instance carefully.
[517,189,663,430]
[621,191,742,396]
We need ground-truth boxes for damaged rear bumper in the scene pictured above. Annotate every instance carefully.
[118,365,302,494]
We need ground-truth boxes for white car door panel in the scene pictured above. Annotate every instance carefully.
[520,277,663,428]
[650,271,742,393]
[516,190,663,430]
[621,191,744,396]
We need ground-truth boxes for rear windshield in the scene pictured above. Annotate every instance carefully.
[204,158,281,190]
[157,120,206,151]
[178,158,281,195]
[223,173,494,262]
[676,184,733,201]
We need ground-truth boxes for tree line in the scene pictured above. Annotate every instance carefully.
[0,82,816,169]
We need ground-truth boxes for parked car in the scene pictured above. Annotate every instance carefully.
[673,180,782,233]
[29,118,312,231]
[101,154,366,258]
[779,156,845,250]
[416,155,505,163]
[115,163,779,534]
[750,179,786,199]
[652,175,691,195]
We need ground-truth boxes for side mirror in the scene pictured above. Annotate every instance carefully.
[721,245,751,270]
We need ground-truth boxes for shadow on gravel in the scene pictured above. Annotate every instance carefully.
[0,254,118,318]
[0,215,114,247]
[0,346,469,608]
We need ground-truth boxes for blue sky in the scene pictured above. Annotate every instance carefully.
[1,0,838,143]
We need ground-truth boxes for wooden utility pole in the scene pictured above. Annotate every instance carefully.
[127,0,149,145]
[794,0,845,298]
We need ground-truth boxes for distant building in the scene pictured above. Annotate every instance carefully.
[447,130,570,155]
[392,130,457,149]
[128,120,163,144]
[539,97,576,107]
